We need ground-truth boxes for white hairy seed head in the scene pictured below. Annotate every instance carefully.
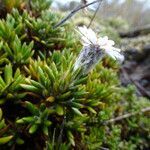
[74,45,104,73]
[74,26,124,73]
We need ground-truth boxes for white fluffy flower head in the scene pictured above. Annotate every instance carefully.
[74,26,124,73]
[77,26,124,62]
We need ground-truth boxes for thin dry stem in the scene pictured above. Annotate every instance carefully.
[104,107,150,125]
[54,0,102,28]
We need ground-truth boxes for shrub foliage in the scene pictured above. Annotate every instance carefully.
[0,0,149,149]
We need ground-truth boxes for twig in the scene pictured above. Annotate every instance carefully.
[53,0,101,28]
[121,67,141,95]
[104,107,150,125]
[57,116,66,149]
[100,147,109,150]
[130,78,150,99]
[121,67,150,99]
[28,0,32,10]
[87,0,103,28]
[87,107,150,126]
[52,128,56,148]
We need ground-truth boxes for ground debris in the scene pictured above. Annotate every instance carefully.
[121,38,150,99]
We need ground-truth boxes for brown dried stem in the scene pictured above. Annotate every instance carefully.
[87,107,150,126]
[54,0,102,28]
[88,0,103,28]
[104,107,150,125]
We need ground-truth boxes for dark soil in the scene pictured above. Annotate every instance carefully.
[121,44,150,99]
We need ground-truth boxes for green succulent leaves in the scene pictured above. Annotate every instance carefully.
[3,36,34,64]
[0,109,13,145]
[16,102,51,135]
[0,0,149,149]
[0,64,25,104]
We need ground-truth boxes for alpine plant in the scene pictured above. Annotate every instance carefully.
[74,26,124,73]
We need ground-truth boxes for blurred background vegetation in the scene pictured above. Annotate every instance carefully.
[53,0,150,28]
